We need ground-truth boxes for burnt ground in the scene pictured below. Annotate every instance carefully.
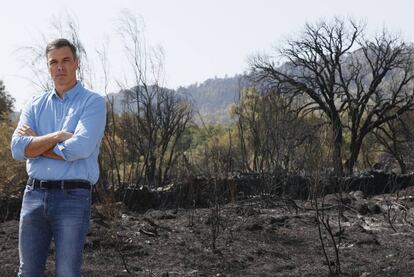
[2,187,414,276]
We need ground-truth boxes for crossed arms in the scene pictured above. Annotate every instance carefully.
[16,124,73,160]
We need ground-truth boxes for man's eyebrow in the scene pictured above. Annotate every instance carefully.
[48,56,74,62]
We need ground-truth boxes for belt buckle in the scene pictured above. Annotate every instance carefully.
[39,180,47,189]
[60,180,65,190]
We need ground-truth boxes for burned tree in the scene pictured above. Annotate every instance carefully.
[251,18,414,176]
[342,34,414,174]
[117,12,193,188]
[251,19,360,176]
[119,86,192,188]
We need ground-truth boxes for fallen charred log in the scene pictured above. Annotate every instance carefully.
[112,171,414,212]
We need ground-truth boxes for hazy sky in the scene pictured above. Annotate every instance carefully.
[1,0,413,110]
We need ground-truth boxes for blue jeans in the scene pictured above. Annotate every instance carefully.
[18,185,91,277]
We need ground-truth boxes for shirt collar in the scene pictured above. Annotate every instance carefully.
[50,82,82,101]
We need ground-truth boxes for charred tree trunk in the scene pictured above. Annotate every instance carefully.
[331,116,344,177]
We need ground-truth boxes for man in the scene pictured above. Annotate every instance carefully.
[11,38,106,277]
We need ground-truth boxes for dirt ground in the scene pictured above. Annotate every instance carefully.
[2,187,414,276]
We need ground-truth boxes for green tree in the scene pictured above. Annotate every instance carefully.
[235,87,321,174]
[0,80,14,121]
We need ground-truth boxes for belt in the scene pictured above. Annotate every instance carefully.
[28,178,91,190]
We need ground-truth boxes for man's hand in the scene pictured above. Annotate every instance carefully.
[17,124,37,137]
[56,131,73,142]
[17,125,73,142]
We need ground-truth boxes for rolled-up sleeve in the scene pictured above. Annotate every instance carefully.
[53,95,106,161]
[10,98,36,160]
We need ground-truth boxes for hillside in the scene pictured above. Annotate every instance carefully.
[105,75,244,125]
[176,75,243,124]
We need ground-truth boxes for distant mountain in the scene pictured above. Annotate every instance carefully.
[176,75,244,124]
[106,75,246,125]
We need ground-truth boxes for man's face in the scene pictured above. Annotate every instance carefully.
[47,46,78,89]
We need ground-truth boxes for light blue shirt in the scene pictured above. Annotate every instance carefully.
[11,82,106,184]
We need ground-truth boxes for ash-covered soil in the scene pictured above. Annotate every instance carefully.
[2,187,414,276]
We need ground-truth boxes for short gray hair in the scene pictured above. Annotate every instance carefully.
[45,38,78,59]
